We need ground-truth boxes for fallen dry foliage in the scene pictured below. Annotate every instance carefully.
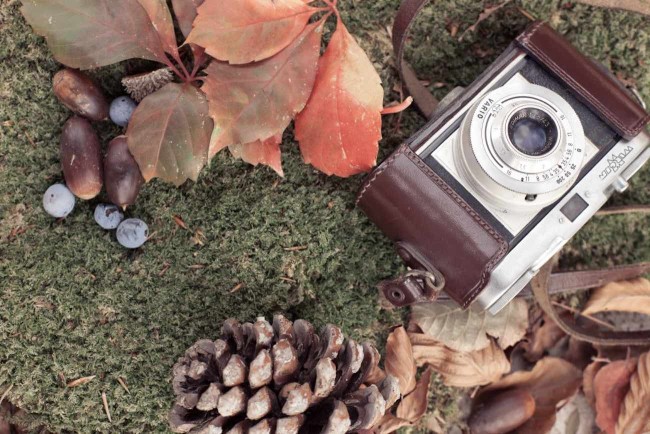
[478,357,582,434]
[384,326,417,395]
[616,352,650,434]
[377,329,434,433]
[409,332,510,387]
[410,299,528,352]
[583,278,650,316]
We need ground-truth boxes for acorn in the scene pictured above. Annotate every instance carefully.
[468,388,536,434]
[60,116,103,200]
[53,68,109,121]
[104,136,144,210]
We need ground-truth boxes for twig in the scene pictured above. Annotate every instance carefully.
[117,377,129,394]
[0,384,14,406]
[381,96,413,115]
[102,391,112,423]
[284,246,308,252]
[551,301,616,330]
[229,283,244,293]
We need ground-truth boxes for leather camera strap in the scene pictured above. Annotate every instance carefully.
[387,0,650,345]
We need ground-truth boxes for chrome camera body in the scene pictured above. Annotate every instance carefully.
[416,53,650,313]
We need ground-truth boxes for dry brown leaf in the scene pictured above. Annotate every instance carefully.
[521,313,568,362]
[373,414,412,434]
[409,333,510,388]
[574,0,650,16]
[66,375,96,388]
[411,300,528,352]
[593,358,638,434]
[583,361,605,408]
[616,352,650,434]
[583,279,650,316]
[480,357,582,434]
[396,367,432,422]
[385,326,417,396]
[550,393,595,434]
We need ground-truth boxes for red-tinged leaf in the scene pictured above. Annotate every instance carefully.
[126,83,213,186]
[295,22,384,177]
[229,134,284,177]
[20,0,167,69]
[187,0,319,64]
[137,0,179,58]
[593,359,637,434]
[202,18,324,156]
[171,0,205,38]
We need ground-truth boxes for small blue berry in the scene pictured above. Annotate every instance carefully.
[109,96,137,127]
[94,203,124,230]
[43,183,75,218]
[116,218,149,249]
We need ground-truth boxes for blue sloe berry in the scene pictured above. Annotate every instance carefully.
[116,218,149,249]
[94,203,124,230]
[43,183,75,218]
[109,96,137,127]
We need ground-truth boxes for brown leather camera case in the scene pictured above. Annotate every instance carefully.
[357,21,650,308]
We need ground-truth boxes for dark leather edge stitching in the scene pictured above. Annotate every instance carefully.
[356,144,407,206]
[401,147,509,307]
[517,23,649,136]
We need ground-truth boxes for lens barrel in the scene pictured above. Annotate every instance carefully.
[454,82,586,211]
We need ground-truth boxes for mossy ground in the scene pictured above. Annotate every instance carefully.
[0,0,649,432]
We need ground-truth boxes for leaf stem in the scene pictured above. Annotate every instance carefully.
[381,96,414,115]
[321,0,341,20]
[162,58,187,82]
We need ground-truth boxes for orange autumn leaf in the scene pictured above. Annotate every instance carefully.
[187,0,319,64]
[295,21,383,177]
[202,18,324,157]
[230,134,284,177]
[593,358,638,434]
[137,0,179,59]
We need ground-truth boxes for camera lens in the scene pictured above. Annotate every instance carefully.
[507,108,558,156]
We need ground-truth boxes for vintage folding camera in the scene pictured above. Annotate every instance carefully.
[357,22,650,313]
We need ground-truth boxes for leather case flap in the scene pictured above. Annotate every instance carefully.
[516,21,650,140]
[357,144,508,307]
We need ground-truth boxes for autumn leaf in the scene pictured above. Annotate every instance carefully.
[395,367,432,422]
[409,332,510,387]
[616,352,650,434]
[410,299,528,352]
[137,0,179,59]
[583,361,605,407]
[480,357,582,434]
[593,358,637,434]
[20,0,168,69]
[127,83,213,186]
[187,0,319,64]
[550,393,595,434]
[295,21,384,177]
[229,134,284,177]
[583,278,650,316]
[171,0,205,38]
[202,18,324,158]
[385,326,417,396]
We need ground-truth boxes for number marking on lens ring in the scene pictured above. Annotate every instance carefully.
[468,84,586,195]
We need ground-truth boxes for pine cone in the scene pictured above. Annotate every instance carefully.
[169,316,401,434]
[121,68,174,102]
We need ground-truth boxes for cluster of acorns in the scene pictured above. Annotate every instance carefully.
[42,68,148,249]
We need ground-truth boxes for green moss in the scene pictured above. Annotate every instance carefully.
[1,0,649,432]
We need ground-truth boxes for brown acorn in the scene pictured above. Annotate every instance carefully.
[468,388,536,434]
[60,116,103,200]
[53,68,109,121]
[104,136,144,210]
